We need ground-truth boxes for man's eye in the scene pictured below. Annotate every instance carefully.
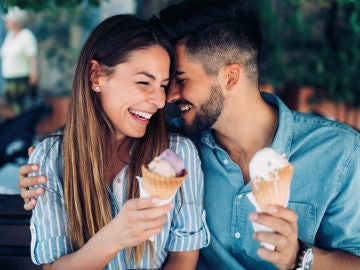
[176,78,186,84]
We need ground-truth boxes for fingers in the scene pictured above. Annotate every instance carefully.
[250,206,298,234]
[18,163,45,210]
[253,230,288,251]
[255,240,299,269]
[264,205,298,224]
[18,164,39,180]
[20,185,44,200]
[114,198,173,247]
[143,213,168,233]
[249,206,299,269]
[28,146,35,156]
[18,174,46,190]
[24,198,38,211]
[126,197,173,212]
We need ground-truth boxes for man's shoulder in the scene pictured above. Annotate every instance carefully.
[293,111,359,139]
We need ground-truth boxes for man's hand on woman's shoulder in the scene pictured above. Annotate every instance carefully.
[18,146,46,210]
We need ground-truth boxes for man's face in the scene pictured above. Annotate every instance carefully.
[168,44,224,133]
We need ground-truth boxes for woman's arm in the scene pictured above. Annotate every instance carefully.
[29,139,173,269]
[29,56,38,86]
[39,198,173,270]
[162,250,199,270]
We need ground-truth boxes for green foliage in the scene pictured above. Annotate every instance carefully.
[256,0,360,106]
[2,0,359,106]
[1,0,102,12]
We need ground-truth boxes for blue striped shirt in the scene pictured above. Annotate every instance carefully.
[29,132,209,269]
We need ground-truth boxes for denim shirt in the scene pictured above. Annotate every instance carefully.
[196,92,360,270]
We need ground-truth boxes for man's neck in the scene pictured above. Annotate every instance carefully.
[213,94,278,183]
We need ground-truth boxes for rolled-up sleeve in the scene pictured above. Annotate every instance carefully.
[29,137,72,265]
[168,134,210,251]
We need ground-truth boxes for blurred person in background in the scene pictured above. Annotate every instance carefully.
[1,6,38,115]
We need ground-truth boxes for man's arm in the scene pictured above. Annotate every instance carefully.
[251,206,360,270]
[161,250,199,270]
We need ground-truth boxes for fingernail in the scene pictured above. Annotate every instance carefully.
[35,189,43,195]
[249,212,258,221]
[267,205,278,213]
[32,165,39,170]
[152,197,160,204]
[38,176,45,183]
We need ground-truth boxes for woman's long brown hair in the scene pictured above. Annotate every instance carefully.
[62,14,175,265]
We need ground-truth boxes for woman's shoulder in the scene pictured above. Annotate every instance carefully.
[168,132,196,149]
[168,132,200,161]
[30,131,63,161]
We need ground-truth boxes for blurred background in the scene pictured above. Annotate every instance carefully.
[0,0,359,192]
[0,1,359,269]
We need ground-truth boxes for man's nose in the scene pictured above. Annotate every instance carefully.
[166,82,180,103]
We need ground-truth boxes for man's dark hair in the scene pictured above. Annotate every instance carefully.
[154,0,262,83]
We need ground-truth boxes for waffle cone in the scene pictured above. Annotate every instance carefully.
[250,164,293,212]
[141,165,187,200]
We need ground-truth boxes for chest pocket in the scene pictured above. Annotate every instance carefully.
[288,201,317,242]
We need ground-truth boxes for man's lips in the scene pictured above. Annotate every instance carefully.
[177,102,193,113]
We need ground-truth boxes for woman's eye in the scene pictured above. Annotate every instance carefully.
[176,78,186,84]
[161,84,168,90]
[137,81,149,86]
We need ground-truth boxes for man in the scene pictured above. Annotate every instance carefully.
[18,0,360,269]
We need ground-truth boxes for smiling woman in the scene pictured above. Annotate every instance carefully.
[93,45,170,140]
[23,14,208,270]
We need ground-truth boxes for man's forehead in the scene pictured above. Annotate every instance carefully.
[175,44,202,74]
[175,44,188,62]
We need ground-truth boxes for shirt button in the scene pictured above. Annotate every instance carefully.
[223,159,229,165]
[237,194,243,199]
[234,232,241,238]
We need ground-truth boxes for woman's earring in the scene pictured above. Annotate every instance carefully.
[95,86,100,92]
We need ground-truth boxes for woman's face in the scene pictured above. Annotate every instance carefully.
[98,45,170,140]
[5,19,19,32]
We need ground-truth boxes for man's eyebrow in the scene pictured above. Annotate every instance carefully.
[175,71,185,76]
[135,71,169,82]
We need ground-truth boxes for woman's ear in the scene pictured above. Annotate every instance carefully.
[90,60,102,92]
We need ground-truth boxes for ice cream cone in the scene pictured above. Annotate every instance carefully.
[141,165,187,200]
[250,164,293,212]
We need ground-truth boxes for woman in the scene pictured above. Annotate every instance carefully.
[1,6,38,114]
[28,14,208,269]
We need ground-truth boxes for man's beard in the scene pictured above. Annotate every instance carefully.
[184,82,224,133]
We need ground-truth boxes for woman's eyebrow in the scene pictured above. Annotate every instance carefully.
[135,71,169,82]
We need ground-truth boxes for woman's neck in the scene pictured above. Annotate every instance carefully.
[104,137,132,186]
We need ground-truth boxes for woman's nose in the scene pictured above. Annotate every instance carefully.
[149,88,166,109]
[166,82,181,103]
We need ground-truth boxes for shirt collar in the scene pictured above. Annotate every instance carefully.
[261,92,294,159]
[200,92,294,159]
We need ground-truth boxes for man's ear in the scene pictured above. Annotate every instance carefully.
[221,62,241,90]
[90,60,102,92]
